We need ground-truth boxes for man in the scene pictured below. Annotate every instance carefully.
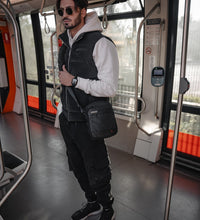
[57,0,119,219]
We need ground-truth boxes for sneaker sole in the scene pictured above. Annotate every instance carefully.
[72,206,103,220]
[112,213,116,220]
[99,211,116,220]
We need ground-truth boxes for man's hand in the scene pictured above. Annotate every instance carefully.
[59,65,74,86]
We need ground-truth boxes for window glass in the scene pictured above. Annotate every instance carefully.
[168,0,200,157]
[172,0,200,107]
[169,111,200,136]
[167,111,200,158]
[102,18,143,117]
[19,15,38,81]
[27,84,39,109]
[39,12,59,85]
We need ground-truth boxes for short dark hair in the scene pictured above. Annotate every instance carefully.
[56,0,88,10]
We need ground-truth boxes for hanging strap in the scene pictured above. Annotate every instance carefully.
[44,15,50,34]
[102,4,108,29]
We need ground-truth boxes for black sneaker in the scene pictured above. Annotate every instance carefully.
[99,207,115,220]
[71,201,103,220]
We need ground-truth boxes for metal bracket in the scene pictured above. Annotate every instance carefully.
[179,77,190,94]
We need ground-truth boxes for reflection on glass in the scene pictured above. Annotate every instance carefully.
[19,15,38,81]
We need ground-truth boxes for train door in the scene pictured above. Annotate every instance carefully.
[162,0,200,170]
[18,10,58,120]
[0,31,9,112]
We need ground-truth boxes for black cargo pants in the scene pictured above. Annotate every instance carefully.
[59,112,113,206]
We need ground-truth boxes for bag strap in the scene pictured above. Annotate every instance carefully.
[67,87,84,114]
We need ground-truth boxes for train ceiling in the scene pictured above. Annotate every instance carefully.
[0,0,129,15]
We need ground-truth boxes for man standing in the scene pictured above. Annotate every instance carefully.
[57,0,119,219]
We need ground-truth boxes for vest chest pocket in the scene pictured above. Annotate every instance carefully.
[70,47,98,79]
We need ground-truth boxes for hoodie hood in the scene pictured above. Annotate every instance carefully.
[81,11,103,33]
[70,11,103,42]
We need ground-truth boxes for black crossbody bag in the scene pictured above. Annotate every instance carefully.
[68,88,118,139]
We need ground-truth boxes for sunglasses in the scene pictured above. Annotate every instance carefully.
[57,7,73,16]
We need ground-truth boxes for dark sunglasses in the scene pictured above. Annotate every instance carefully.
[57,7,73,16]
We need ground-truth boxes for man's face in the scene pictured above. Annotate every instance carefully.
[59,0,85,30]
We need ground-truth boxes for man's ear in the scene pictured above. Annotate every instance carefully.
[81,8,87,18]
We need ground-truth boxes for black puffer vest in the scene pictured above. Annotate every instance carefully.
[58,30,109,121]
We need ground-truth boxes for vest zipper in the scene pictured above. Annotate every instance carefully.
[68,46,72,72]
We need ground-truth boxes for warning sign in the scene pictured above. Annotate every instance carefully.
[145,47,152,55]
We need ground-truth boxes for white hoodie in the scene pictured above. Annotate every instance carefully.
[68,11,119,97]
[57,12,119,116]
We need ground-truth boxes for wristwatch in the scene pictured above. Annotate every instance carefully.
[71,76,78,87]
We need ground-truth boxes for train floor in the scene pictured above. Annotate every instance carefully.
[0,112,200,220]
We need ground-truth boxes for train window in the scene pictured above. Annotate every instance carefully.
[88,1,144,118]
[39,11,60,114]
[19,15,37,81]
[39,12,59,85]
[167,0,200,158]
[102,18,143,117]
[167,111,200,158]
[172,0,200,107]
[46,87,58,114]
[27,84,39,109]
[169,111,200,137]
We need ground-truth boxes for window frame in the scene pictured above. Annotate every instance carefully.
[98,9,144,118]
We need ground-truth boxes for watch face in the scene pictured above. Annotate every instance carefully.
[72,78,78,87]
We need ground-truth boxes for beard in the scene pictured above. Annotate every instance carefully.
[63,13,82,30]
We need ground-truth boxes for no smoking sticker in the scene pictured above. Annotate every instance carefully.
[145,47,152,55]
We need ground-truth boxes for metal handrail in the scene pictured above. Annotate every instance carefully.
[0,140,4,181]
[164,0,191,219]
[88,0,116,9]
[40,0,55,16]
[0,0,32,206]
[135,2,161,136]
[50,31,58,90]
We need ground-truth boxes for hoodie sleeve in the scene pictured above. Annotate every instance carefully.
[75,37,119,97]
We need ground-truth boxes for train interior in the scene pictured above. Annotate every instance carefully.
[0,0,200,219]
